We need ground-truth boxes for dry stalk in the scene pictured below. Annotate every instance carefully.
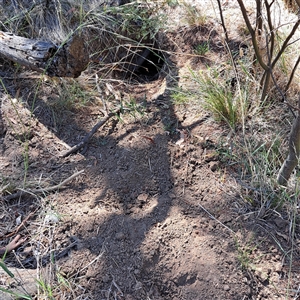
[2,170,84,201]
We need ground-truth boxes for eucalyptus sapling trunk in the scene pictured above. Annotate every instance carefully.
[277,96,300,186]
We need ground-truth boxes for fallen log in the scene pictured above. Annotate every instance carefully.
[0,31,89,78]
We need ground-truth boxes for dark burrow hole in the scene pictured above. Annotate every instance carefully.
[122,46,166,83]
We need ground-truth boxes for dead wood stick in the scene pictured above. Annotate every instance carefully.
[60,109,121,157]
[0,31,88,78]
[3,170,84,201]
[0,235,27,255]
[0,208,38,240]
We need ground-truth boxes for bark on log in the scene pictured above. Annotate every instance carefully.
[0,31,89,78]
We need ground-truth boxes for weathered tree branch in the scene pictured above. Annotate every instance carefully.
[0,31,89,78]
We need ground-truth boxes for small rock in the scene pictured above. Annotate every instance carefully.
[86,266,95,279]
[137,193,148,202]
[134,281,143,290]
[82,207,89,214]
[88,200,96,209]
[209,161,219,172]
[30,136,39,145]
[102,274,110,283]
[273,217,287,229]
[219,215,232,224]
[274,262,282,272]
[168,192,176,199]
[45,133,53,139]
[55,241,62,249]
[208,219,216,229]
[242,277,248,283]
[44,213,59,224]
[224,284,230,291]
[115,232,125,240]
[22,246,34,256]
[255,267,269,281]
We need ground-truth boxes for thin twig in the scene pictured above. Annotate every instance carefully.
[3,170,84,201]
[271,18,300,69]
[0,208,38,240]
[216,0,229,44]
[182,153,190,195]
[263,23,297,118]
[285,55,300,95]
[112,276,123,297]
[78,249,105,274]
[60,108,121,157]
[198,203,235,234]
[0,184,9,194]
